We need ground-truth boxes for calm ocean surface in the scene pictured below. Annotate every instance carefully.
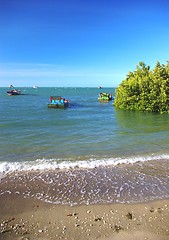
[0,87,169,205]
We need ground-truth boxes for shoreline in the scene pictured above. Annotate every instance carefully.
[0,193,169,240]
[1,159,169,206]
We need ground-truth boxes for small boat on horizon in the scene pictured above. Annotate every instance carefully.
[33,86,38,88]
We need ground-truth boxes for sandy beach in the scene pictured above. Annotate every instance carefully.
[0,193,169,240]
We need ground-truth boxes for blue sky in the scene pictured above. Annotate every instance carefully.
[0,0,169,87]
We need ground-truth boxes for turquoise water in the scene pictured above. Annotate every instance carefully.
[1,87,169,163]
[0,87,169,205]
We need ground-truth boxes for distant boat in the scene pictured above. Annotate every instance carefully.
[48,96,69,109]
[7,85,21,96]
[7,89,21,96]
[33,86,38,88]
[98,92,113,101]
[98,86,102,89]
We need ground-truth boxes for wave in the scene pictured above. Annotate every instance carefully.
[0,153,169,177]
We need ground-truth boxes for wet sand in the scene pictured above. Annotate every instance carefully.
[1,160,169,206]
[0,193,169,240]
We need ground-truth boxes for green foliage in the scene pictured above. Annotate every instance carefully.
[114,61,169,113]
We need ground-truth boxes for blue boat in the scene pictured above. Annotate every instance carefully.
[48,96,69,109]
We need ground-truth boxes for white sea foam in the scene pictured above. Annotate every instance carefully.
[0,153,169,178]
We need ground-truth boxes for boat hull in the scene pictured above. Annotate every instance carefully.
[98,97,111,101]
[48,103,69,108]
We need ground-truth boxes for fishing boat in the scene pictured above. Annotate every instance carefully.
[98,92,113,101]
[7,85,21,96]
[48,96,69,109]
[7,89,21,96]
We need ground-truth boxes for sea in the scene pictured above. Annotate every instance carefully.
[0,87,169,206]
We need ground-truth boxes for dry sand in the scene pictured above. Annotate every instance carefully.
[0,193,169,240]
